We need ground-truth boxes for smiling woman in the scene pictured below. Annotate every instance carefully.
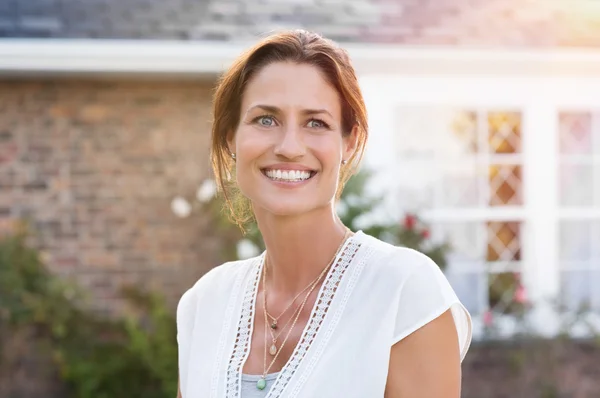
[176,30,471,398]
[210,32,368,230]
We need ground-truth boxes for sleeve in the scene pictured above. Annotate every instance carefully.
[392,251,472,362]
[176,286,197,396]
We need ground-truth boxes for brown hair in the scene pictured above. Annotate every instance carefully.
[210,29,368,230]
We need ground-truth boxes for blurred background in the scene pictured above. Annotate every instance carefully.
[1,0,599,397]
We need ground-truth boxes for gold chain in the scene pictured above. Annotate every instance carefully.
[264,228,351,345]
[261,257,328,378]
[266,263,325,351]
[264,271,319,328]
[260,228,352,379]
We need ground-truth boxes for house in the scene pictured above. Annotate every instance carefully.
[1,0,600,341]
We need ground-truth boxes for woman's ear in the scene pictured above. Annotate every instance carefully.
[226,130,235,157]
[342,124,359,162]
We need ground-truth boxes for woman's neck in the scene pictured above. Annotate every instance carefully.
[254,205,349,295]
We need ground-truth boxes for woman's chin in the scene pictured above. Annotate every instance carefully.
[255,200,320,218]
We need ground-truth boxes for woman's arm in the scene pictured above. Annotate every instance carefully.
[177,377,182,398]
[384,309,462,398]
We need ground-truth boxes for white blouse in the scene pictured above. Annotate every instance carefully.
[177,230,472,398]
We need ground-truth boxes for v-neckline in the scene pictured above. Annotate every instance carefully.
[226,231,364,398]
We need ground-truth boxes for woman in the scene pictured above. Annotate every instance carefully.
[177,30,472,398]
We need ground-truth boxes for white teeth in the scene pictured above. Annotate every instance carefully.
[264,169,312,182]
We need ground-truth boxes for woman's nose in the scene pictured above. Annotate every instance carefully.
[273,125,306,159]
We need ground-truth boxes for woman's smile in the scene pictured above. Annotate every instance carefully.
[260,163,318,188]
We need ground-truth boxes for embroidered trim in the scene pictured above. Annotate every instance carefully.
[225,254,265,398]
[289,241,374,397]
[224,233,365,398]
[268,238,362,397]
[210,260,257,398]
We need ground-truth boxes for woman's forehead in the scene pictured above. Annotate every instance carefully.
[242,62,341,115]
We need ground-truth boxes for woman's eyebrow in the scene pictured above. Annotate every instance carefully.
[246,104,333,118]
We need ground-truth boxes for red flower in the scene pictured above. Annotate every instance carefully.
[421,229,430,239]
[404,214,416,230]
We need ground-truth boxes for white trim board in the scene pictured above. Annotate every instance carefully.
[2,39,600,78]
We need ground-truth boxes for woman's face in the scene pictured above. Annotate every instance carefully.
[229,61,356,218]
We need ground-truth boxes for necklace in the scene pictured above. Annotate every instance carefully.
[258,257,325,390]
[264,275,315,330]
[256,228,352,390]
[263,228,351,355]
[265,267,322,355]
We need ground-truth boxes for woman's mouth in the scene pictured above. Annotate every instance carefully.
[261,168,317,183]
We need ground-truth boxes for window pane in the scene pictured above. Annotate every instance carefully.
[394,107,437,160]
[395,160,436,210]
[487,221,521,262]
[559,112,592,155]
[488,272,524,315]
[438,161,481,207]
[561,270,600,311]
[560,221,600,311]
[560,220,593,263]
[450,110,478,154]
[489,164,522,206]
[559,162,594,207]
[488,112,521,154]
[597,164,600,207]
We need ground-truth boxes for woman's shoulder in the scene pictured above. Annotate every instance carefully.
[177,255,261,316]
[356,231,442,281]
[357,232,472,358]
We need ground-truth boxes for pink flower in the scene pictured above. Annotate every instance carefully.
[514,284,528,304]
[483,310,494,327]
[421,229,430,239]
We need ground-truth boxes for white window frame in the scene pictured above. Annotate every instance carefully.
[359,74,600,338]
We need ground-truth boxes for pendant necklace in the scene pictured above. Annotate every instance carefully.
[256,228,352,390]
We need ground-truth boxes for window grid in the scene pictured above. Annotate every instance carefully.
[395,107,525,320]
[558,111,600,314]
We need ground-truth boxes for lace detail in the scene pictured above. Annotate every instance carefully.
[289,241,374,397]
[267,238,361,397]
[225,254,265,398]
[224,234,364,398]
[210,260,256,398]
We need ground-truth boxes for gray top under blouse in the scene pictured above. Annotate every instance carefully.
[241,372,279,397]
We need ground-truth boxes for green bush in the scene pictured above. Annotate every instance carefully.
[0,226,178,398]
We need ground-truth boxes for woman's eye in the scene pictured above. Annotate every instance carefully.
[307,119,327,129]
[257,116,275,126]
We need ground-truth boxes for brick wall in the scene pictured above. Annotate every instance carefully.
[0,79,222,315]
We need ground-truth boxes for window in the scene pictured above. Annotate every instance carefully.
[558,111,600,312]
[393,107,526,328]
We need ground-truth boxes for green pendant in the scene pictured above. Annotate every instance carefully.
[256,377,267,390]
